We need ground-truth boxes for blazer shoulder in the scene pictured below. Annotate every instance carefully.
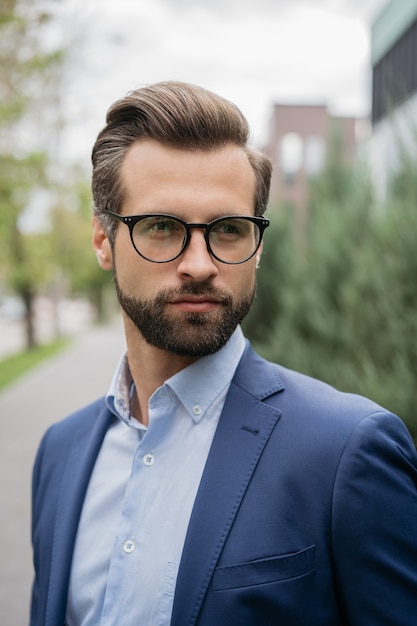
[40,396,108,446]
[237,343,403,439]
[33,396,111,492]
[278,363,391,421]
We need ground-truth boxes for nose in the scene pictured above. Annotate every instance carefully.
[176,229,219,282]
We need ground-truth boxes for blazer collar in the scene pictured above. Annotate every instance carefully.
[232,340,285,400]
[171,344,284,626]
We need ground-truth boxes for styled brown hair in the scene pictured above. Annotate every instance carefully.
[92,81,271,239]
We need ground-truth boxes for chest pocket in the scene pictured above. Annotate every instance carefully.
[212,545,316,591]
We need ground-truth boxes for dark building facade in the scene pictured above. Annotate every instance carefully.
[369,0,417,195]
[372,0,417,124]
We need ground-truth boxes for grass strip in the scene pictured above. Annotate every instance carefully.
[0,338,70,390]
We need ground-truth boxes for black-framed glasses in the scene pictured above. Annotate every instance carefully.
[103,210,269,264]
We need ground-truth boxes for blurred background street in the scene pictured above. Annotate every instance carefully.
[0,296,95,360]
[0,317,125,626]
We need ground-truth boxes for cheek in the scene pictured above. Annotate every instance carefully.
[114,251,168,296]
[228,265,257,296]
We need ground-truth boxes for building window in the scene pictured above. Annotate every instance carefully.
[279,133,303,183]
[305,135,326,176]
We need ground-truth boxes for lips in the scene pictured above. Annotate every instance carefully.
[169,295,221,313]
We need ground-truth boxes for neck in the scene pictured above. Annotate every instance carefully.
[122,315,196,427]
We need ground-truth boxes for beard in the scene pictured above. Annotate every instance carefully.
[114,276,254,358]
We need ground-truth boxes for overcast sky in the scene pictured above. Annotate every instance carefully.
[55,0,390,160]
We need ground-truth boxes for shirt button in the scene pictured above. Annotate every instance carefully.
[123,539,135,553]
[193,403,202,416]
[143,453,155,466]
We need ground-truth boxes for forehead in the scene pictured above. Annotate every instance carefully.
[120,140,256,216]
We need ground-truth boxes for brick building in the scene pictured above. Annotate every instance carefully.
[263,103,358,233]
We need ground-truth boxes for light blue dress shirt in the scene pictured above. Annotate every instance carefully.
[66,327,245,626]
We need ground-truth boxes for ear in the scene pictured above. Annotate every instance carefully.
[92,216,113,270]
[255,241,263,269]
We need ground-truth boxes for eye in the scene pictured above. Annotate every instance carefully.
[139,217,183,238]
[212,219,250,238]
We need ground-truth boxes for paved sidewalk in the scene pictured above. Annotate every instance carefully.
[0,318,126,626]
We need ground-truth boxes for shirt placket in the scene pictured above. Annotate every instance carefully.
[100,392,176,625]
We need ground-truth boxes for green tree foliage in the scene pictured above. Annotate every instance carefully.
[0,0,65,347]
[246,140,417,440]
[242,209,295,346]
[340,152,417,435]
[0,150,49,347]
[47,173,116,323]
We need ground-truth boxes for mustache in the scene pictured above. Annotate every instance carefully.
[155,281,233,305]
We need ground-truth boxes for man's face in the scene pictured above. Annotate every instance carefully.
[93,139,260,358]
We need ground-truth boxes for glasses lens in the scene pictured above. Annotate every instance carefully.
[132,216,186,262]
[209,218,260,263]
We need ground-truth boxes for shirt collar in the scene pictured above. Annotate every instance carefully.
[166,325,245,423]
[105,352,135,426]
[106,326,246,426]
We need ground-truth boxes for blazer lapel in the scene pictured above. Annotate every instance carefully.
[44,403,113,626]
[171,345,284,626]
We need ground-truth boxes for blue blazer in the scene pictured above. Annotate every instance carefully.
[31,343,417,625]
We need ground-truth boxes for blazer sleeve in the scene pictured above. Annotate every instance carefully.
[30,423,69,626]
[30,427,50,626]
[331,410,417,625]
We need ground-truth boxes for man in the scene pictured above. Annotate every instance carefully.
[31,81,417,626]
